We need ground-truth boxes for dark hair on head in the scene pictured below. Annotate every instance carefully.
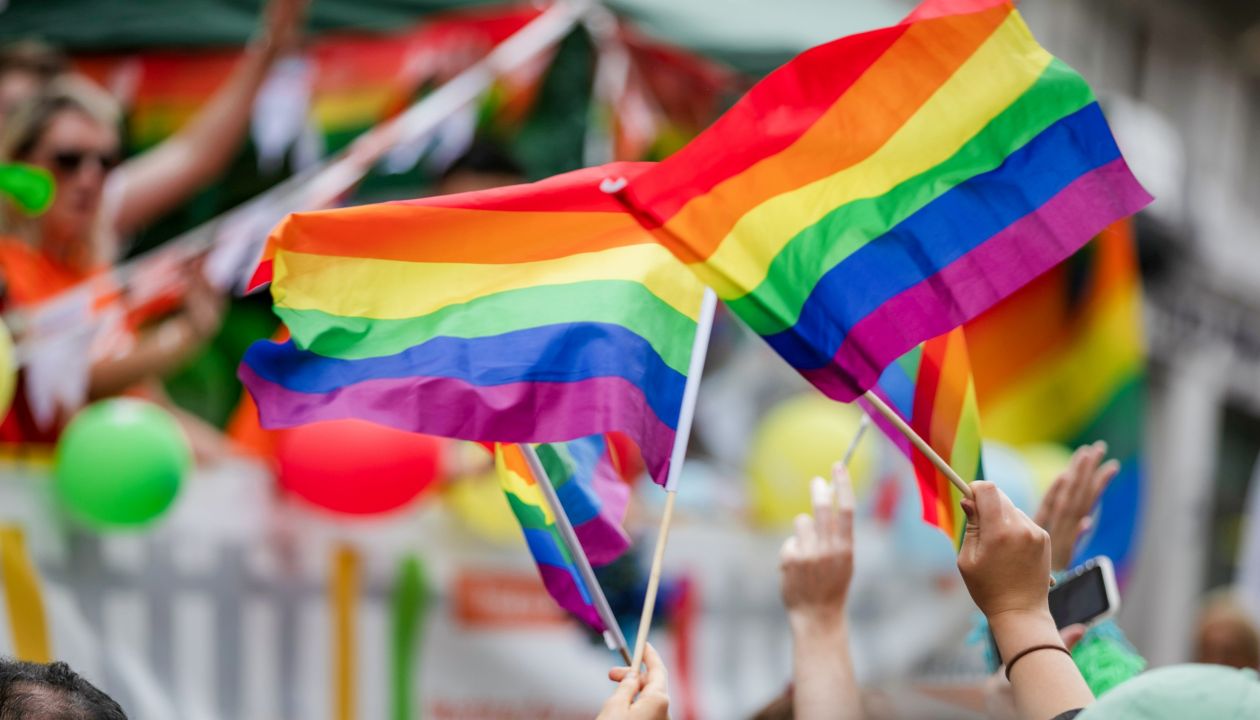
[0,659,127,720]
[442,140,523,180]
[0,40,68,80]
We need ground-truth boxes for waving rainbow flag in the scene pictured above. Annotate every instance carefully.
[239,162,706,484]
[616,0,1151,402]
[866,327,982,546]
[966,221,1145,580]
[495,436,630,631]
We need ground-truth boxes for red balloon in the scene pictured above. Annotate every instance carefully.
[275,419,444,515]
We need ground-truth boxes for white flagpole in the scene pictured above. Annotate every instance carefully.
[842,414,871,469]
[629,287,718,671]
[520,443,632,665]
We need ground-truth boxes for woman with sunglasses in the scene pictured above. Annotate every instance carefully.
[0,0,304,452]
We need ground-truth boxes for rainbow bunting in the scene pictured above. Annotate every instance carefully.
[966,220,1145,579]
[866,328,982,547]
[238,162,706,484]
[615,0,1151,403]
[495,436,631,631]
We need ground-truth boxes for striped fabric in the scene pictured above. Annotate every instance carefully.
[616,0,1151,402]
[495,436,631,631]
[239,162,706,484]
[966,220,1145,579]
[867,327,982,546]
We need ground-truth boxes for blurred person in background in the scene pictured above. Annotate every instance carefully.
[1194,590,1260,670]
[0,40,67,126]
[0,0,306,457]
[0,659,126,719]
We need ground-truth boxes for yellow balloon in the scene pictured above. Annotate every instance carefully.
[1019,443,1075,497]
[747,394,875,528]
[0,320,14,419]
[442,468,522,546]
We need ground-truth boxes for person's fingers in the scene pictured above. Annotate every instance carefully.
[1068,445,1104,510]
[811,475,839,544]
[608,666,631,683]
[641,643,670,698]
[779,535,800,564]
[1065,444,1091,488]
[1033,475,1065,528]
[833,462,856,542]
[1076,515,1094,537]
[793,512,817,551]
[603,668,641,709]
[971,481,1006,529]
[1091,459,1121,502]
[1060,624,1087,651]
[959,497,981,564]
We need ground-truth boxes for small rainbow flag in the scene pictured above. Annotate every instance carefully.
[495,436,631,631]
[239,162,706,485]
[616,0,1151,402]
[866,327,982,546]
[966,220,1145,579]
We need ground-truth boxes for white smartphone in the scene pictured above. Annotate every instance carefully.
[1048,555,1121,629]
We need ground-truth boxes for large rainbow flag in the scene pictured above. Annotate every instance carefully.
[966,221,1145,580]
[495,436,631,631]
[239,162,706,485]
[867,327,982,546]
[615,0,1151,403]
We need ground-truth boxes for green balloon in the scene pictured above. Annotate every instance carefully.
[0,163,55,216]
[54,398,191,529]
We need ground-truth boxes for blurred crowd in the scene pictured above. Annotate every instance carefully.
[2,0,1260,718]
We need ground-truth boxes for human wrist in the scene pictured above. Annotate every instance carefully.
[988,607,1060,662]
[788,606,848,640]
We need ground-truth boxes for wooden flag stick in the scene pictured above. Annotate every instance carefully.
[630,288,718,672]
[521,443,632,665]
[862,390,974,500]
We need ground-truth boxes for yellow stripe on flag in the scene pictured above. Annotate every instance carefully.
[274,243,704,323]
[694,13,1053,299]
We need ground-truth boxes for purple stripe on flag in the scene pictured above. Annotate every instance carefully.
[803,159,1152,401]
[239,365,678,484]
[538,565,604,631]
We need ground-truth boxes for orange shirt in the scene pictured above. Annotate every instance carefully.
[0,238,120,446]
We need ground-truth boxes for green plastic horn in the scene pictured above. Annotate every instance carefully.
[0,163,55,216]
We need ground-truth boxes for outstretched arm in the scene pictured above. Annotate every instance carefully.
[112,0,308,236]
[783,464,862,720]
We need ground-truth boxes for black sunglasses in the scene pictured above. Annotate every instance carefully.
[51,149,121,175]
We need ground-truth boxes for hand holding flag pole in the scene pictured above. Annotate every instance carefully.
[861,391,974,500]
[519,443,633,665]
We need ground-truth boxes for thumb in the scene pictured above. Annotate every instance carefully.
[605,669,641,707]
[1060,624,1087,651]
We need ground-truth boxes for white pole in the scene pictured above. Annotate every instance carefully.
[629,287,717,670]
[520,443,632,665]
[664,288,718,492]
[842,414,871,469]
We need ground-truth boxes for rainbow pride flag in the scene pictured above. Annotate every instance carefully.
[495,436,631,631]
[616,0,1151,402]
[239,162,706,484]
[966,221,1144,579]
[867,327,982,546]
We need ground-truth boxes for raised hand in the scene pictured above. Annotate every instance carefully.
[1033,442,1120,571]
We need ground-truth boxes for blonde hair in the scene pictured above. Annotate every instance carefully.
[0,75,121,264]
